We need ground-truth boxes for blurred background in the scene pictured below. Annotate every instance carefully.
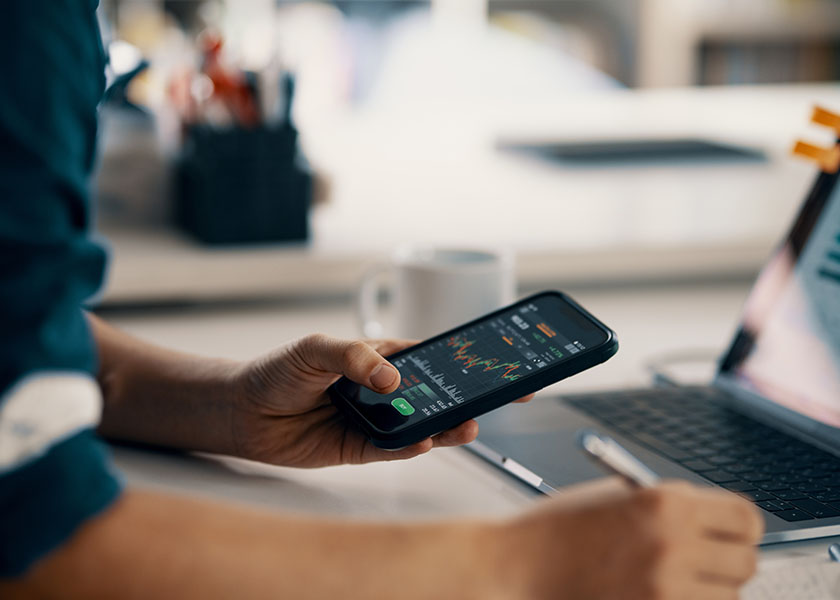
[84,0,840,525]
[93,0,840,367]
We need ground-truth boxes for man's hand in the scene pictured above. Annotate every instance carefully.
[5,479,763,600]
[497,478,764,600]
[230,333,534,468]
[91,317,532,468]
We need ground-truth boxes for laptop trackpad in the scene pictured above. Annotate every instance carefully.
[475,397,608,489]
[475,396,701,491]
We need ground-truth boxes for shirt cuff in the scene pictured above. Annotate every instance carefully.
[0,428,122,577]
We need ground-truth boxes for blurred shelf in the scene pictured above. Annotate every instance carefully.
[639,0,840,86]
[698,5,840,41]
[100,224,774,305]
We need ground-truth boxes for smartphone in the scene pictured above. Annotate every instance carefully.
[329,290,618,449]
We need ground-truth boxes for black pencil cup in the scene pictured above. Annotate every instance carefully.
[174,124,311,245]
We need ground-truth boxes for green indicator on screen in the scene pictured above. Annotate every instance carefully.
[391,397,415,416]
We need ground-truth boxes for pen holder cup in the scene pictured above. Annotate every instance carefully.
[174,124,311,245]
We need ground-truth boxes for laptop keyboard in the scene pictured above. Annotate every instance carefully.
[567,387,840,522]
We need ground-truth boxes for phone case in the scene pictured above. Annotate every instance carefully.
[329,291,619,449]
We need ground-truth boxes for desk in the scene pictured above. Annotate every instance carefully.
[103,280,840,564]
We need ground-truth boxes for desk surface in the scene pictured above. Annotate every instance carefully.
[104,281,840,562]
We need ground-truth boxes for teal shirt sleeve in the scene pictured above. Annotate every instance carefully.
[0,0,123,577]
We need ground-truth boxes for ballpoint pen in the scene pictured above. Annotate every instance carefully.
[577,429,661,488]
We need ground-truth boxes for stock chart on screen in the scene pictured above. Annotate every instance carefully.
[386,299,588,419]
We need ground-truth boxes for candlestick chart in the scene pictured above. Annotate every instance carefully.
[381,298,588,420]
[446,335,523,382]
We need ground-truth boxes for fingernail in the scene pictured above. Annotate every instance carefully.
[370,363,398,389]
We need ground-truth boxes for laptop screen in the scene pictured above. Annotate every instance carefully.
[720,170,840,428]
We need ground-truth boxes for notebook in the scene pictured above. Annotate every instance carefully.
[742,556,840,599]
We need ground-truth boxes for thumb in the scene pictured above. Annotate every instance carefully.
[296,334,401,393]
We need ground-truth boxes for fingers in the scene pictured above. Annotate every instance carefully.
[514,480,759,600]
[297,334,401,393]
[692,538,758,585]
[360,421,479,463]
[513,393,535,404]
[639,483,760,594]
[368,338,420,357]
[642,482,763,545]
[692,488,765,543]
[431,420,479,447]
[367,438,435,462]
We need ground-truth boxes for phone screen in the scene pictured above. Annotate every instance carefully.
[351,294,609,432]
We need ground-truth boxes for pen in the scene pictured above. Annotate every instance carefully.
[577,429,661,488]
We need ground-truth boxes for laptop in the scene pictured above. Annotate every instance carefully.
[470,166,840,544]
[497,138,767,165]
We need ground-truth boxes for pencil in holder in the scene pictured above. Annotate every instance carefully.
[174,123,311,245]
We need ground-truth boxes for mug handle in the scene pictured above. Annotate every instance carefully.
[357,263,390,338]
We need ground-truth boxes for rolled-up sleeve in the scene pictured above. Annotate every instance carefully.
[0,0,122,577]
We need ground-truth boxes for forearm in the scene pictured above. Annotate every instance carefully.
[2,490,507,600]
[89,314,239,454]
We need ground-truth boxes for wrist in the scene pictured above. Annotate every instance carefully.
[491,509,575,600]
[193,357,245,455]
[418,519,523,600]
[90,314,244,455]
[99,350,242,455]
[472,517,541,600]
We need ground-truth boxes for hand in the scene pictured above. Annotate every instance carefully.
[230,333,534,468]
[497,478,763,600]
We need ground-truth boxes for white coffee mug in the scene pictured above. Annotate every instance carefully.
[358,247,516,339]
